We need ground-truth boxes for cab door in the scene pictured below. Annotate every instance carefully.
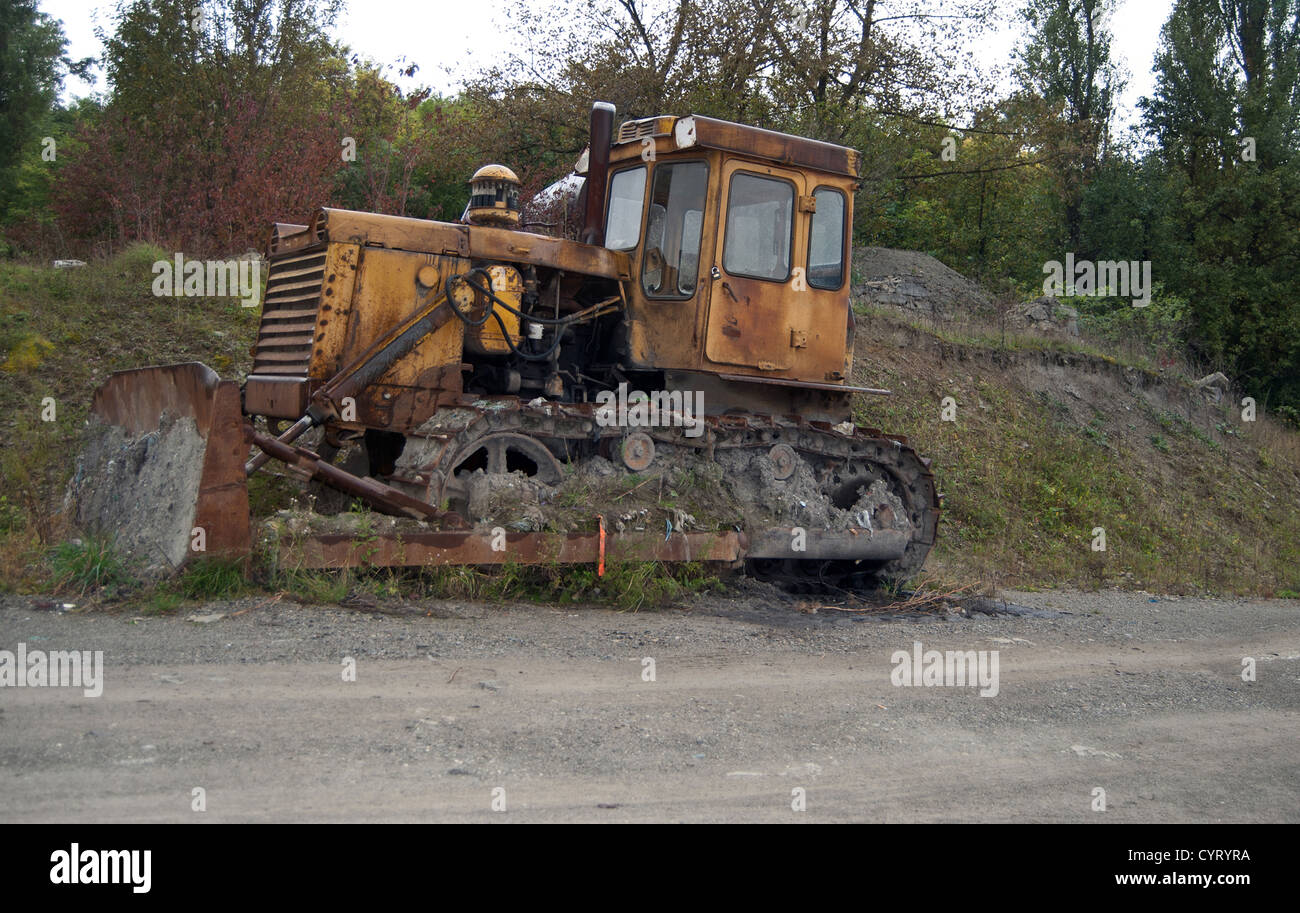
[705,160,802,371]
[704,159,849,381]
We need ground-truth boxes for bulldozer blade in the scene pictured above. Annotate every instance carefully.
[66,362,251,577]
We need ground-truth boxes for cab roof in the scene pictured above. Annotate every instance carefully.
[611,114,860,179]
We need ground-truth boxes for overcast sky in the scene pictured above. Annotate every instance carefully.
[42,0,1174,131]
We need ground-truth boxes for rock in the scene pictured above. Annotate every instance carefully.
[1014,296,1079,336]
[1195,372,1232,403]
[187,612,226,624]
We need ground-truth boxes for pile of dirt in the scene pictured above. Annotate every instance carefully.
[853,247,994,318]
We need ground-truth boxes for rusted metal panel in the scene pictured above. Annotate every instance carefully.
[467,225,631,281]
[745,527,911,561]
[85,363,250,563]
[308,242,362,381]
[89,362,220,433]
[619,150,724,373]
[704,160,804,371]
[277,524,906,568]
[192,380,252,559]
[243,375,311,418]
[316,208,470,257]
[311,208,631,281]
[706,273,797,370]
[609,115,860,179]
[716,373,890,396]
[700,160,853,384]
[682,116,860,178]
[280,529,746,569]
[619,150,857,391]
[330,248,465,400]
[361,369,464,432]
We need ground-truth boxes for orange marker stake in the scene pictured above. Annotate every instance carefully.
[597,514,606,577]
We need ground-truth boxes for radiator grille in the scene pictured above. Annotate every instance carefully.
[617,119,657,143]
[252,247,326,376]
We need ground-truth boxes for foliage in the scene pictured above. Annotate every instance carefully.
[0,0,92,215]
[0,0,1296,414]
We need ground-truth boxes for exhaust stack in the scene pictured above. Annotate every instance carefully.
[581,101,616,246]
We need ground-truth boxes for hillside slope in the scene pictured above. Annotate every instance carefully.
[851,310,1300,594]
[1,246,1297,596]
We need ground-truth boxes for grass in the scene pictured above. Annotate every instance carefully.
[177,557,247,599]
[49,537,135,597]
[144,588,185,616]
[266,560,724,611]
[41,540,252,609]
[854,301,1161,373]
[279,569,351,604]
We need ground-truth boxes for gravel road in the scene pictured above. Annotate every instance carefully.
[1,586,1297,822]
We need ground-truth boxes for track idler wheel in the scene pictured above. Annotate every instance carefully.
[619,432,656,472]
[437,432,564,515]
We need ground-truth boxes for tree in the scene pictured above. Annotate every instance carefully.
[1218,0,1300,166]
[0,0,91,217]
[99,0,347,125]
[460,0,996,191]
[1016,0,1124,251]
[1140,0,1300,411]
[56,0,351,253]
[1140,0,1241,183]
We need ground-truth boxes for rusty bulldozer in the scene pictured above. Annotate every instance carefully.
[67,103,939,588]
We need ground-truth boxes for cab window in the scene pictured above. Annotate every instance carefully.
[722,172,794,281]
[605,166,646,250]
[641,161,709,297]
[807,187,846,290]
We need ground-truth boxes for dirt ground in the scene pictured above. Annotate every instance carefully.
[1,586,1296,823]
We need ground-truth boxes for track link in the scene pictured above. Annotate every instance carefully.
[389,397,939,584]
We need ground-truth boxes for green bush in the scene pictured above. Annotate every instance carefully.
[1071,284,1189,358]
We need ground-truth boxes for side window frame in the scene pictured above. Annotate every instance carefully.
[721,170,797,284]
[640,159,710,300]
[806,185,847,291]
[604,165,648,252]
